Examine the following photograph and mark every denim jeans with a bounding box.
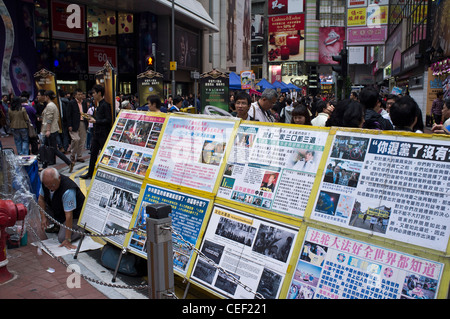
[11,128,29,155]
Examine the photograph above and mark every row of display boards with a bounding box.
[78,110,450,299]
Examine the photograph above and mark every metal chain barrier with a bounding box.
[37,204,145,238]
[1,152,151,292]
[22,197,149,291]
[26,196,261,298]
[26,219,147,290]
[165,225,265,299]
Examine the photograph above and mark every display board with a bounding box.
[286,227,444,299]
[309,131,450,252]
[99,110,166,178]
[147,115,240,193]
[217,123,329,218]
[189,204,299,299]
[125,182,213,276]
[78,168,141,247]
[76,111,450,299]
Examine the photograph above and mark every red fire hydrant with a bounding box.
[0,199,27,284]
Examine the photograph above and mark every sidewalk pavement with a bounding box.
[0,134,212,300]
[0,134,141,299]
[0,238,109,299]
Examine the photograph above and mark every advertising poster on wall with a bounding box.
[190,205,298,299]
[79,169,141,247]
[98,111,166,178]
[286,227,444,299]
[148,116,238,193]
[175,26,199,70]
[366,5,388,26]
[310,132,450,252]
[51,1,85,41]
[88,44,117,74]
[268,0,305,15]
[126,184,211,275]
[217,124,329,218]
[347,7,367,26]
[268,14,305,62]
[318,27,346,65]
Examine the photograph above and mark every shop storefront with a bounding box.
[1,0,217,101]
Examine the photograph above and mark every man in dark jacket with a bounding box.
[66,88,88,166]
[80,85,112,179]
[359,87,393,130]
[38,167,85,249]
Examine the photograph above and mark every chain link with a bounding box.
[37,204,145,238]
[166,225,265,299]
[29,198,262,298]
[26,219,148,290]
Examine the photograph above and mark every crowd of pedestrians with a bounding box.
[0,88,205,173]
[228,87,450,135]
[1,85,448,179]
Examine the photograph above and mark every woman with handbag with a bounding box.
[8,97,30,155]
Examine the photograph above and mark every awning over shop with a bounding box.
[154,0,219,33]
[75,0,219,33]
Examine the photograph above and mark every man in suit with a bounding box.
[80,85,112,179]
[67,88,88,168]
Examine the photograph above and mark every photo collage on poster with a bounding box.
[311,132,450,252]
[218,124,329,218]
[148,116,238,193]
[99,111,165,177]
[79,169,142,246]
[126,184,211,276]
[191,205,298,299]
[287,228,443,299]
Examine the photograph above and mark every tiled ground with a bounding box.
[0,239,107,299]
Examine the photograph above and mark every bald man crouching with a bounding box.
[38,167,85,249]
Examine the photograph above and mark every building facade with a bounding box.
[0,0,218,100]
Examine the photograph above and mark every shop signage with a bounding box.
[402,44,420,73]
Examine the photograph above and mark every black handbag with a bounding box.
[38,141,56,165]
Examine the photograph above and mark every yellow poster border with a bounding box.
[279,222,450,299]
[183,201,303,299]
[217,120,331,221]
[122,177,216,279]
[77,110,167,246]
[77,166,145,250]
[303,127,450,257]
[76,110,450,299]
[96,110,168,181]
[144,112,242,195]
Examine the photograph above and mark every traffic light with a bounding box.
[146,54,155,71]
[155,51,167,74]
[332,49,348,78]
